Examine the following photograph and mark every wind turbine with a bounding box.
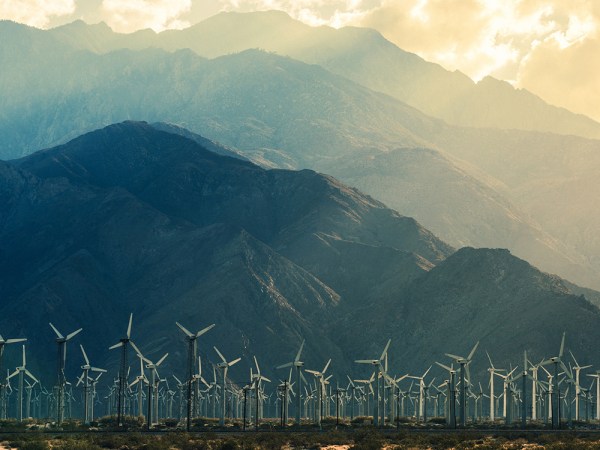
[587,371,600,421]
[8,345,38,421]
[355,339,391,426]
[109,313,142,426]
[305,359,332,428]
[486,351,505,422]
[78,344,106,424]
[408,366,432,422]
[435,361,457,428]
[540,332,569,428]
[569,350,591,421]
[213,346,240,426]
[445,341,479,427]
[276,339,306,426]
[176,321,215,431]
[252,355,271,430]
[49,322,82,424]
[135,348,168,429]
[0,333,26,420]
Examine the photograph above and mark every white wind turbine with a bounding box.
[445,341,479,427]
[569,350,592,421]
[587,370,600,421]
[486,351,505,422]
[8,345,38,421]
[78,344,106,424]
[139,351,168,428]
[355,339,391,427]
[128,353,148,418]
[213,346,240,426]
[49,322,82,424]
[176,321,215,431]
[435,361,457,428]
[540,332,570,428]
[276,339,306,426]
[251,356,271,429]
[109,313,142,426]
[0,333,26,416]
[305,359,332,428]
[408,366,432,422]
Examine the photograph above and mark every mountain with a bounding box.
[2,121,450,378]
[47,12,600,140]
[2,21,600,290]
[2,122,600,384]
[346,247,600,380]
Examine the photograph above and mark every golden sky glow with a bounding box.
[1,0,599,122]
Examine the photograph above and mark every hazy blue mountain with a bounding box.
[2,122,450,378]
[2,122,599,384]
[47,12,600,140]
[2,21,600,289]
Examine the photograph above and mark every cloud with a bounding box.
[0,0,76,28]
[518,32,600,122]
[100,0,192,32]
[218,0,381,28]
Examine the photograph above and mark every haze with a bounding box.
[1,0,599,122]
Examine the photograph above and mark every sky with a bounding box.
[1,0,599,122]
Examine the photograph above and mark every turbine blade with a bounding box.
[435,361,453,372]
[277,362,293,369]
[6,338,26,344]
[322,359,331,374]
[569,350,580,368]
[109,342,123,350]
[66,328,82,340]
[91,367,107,373]
[229,357,241,367]
[80,344,90,365]
[486,350,495,370]
[295,339,305,362]
[49,323,64,339]
[196,323,215,338]
[559,332,566,358]
[214,346,226,363]
[156,353,169,366]
[422,365,432,379]
[127,313,133,339]
[25,369,38,384]
[176,322,194,338]
[468,341,480,361]
[380,339,392,361]
[445,353,463,361]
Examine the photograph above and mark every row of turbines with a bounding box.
[1,315,599,431]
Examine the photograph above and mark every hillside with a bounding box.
[2,123,600,383]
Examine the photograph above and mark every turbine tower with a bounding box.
[175,321,215,431]
[49,322,82,424]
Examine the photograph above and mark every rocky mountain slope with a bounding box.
[2,122,600,384]
[46,12,600,140]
